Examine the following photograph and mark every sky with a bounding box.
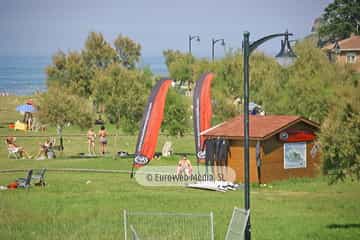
[0,0,333,59]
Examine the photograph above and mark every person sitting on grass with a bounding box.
[46,138,56,159]
[35,138,51,160]
[6,136,32,159]
[176,155,193,176]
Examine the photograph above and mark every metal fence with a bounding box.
[123,210,214,240]
[1,134,195,159]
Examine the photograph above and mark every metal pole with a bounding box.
[189,35,192,54]
[124,210,128,240]
[243,31,251,240]
[240,30,294,240]
[212,39,215,61]
[210,211,214,240]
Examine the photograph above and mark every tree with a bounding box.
[163,50,196,89]
[114,35,141,69]
[46,32,118,98]
[46,51,93,97]
[320,85,360,183]
[190,54,240,123]
[65,51,94,97]
[46,51,67,86]
[162,89,190,136]
[36,84,94,150]
[45,31,157,136]
[163,49,183,67]
[211,90,238,124]
[82,32,118,69]
[318,0,360,41]
[266,39,356,123]
[91,64,151,134]
[213,51,243,97]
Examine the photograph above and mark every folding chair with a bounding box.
[225,207,250,240]
[32,168,47,187]
[7,147,20,159]
[16,169,33,189]
[130,225,140,240]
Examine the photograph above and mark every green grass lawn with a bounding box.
[1,96,360,239]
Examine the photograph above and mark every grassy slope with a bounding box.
[1,96,360,240]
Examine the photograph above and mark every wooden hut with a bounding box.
[201,115,320,183]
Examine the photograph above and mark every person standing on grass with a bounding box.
[87,128,96,156]
[98,125,107,155]
[27,115,33,131]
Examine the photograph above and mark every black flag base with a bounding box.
[130,155,150,178]
[197,150,206,159]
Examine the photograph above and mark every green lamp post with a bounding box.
[189,35,200,54]
[212,38,225,61]
[242,30,297,240]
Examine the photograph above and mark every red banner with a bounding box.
[193,73,214,160]
[133,78,173,167]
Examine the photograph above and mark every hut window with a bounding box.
[284,142,307,169]
[346,53,356,64]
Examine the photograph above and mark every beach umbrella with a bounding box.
[16,104,36,113]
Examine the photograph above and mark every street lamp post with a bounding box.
[211,38,225,61]
[189,35,200,54]
[242,30,296,240]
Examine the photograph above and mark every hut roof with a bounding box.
[322,35,360,51]
[201,115,319,140]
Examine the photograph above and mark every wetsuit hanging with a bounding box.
[256,141,261,184]
[218,139,230,166]
[203,139,210,173]
[215,138,222,166]
[204,138,216,174]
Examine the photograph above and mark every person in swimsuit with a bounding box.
[87,128,96,156]
[98,126,107,155]
[176,155,193,176]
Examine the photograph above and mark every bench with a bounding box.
[16,169,33,189]
[31,168,47,187]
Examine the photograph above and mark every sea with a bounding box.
[0,56,168,96]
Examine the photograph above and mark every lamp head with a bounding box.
[190,35,200,42]
[275,31,297,67]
